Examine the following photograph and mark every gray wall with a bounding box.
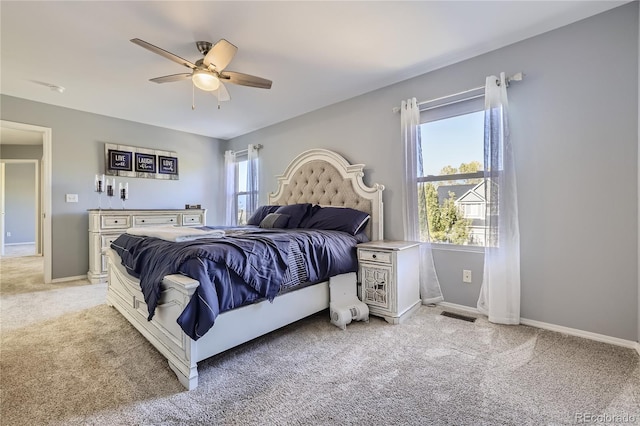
[1,144,44,250]
[228,4,639,341]
[0,97,224,279]
[4,162,36,244]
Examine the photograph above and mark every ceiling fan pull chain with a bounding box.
[192,83,196,110]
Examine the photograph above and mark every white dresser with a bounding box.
[357,240,421,324]
[87,208,207,284]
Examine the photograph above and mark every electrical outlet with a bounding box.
[65,194,79,203]
[6,231,11,237]
[463,269,472,283]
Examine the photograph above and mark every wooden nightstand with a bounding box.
[356,240,421,324]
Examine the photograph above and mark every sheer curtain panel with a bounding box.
[246,144,259,218]
[224,150,237,226]
[400,98,444,304]
[476,72,521,324]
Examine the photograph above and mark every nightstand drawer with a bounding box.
[134,215,178,226]
[358,249,392,264]
[101,215,130,229]
[182,214,203,226]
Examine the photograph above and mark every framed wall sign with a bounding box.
[158,156,178,175]
[107,149,133,172]
[105,143,178,180]
[135,152,157,173]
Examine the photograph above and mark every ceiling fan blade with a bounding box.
[203,39,237,72]
[214,82,231,102]
[149,73,192,84]
[219,71,272,89]
[131,38,197,70]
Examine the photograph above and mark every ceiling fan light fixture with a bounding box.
[192,69,220,91]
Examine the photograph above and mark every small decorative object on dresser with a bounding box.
[357,240,421,324]
[87,208,206,284]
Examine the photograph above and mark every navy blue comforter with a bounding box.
[111,228,361,340]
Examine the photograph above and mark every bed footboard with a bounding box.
[105,247,331,390]
[105,248,200,390]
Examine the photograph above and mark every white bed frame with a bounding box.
[105,148,384,390]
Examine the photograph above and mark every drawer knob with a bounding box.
[141,220,145,223]
[114,220,118,223]
[372,254,377,259]
[170,219,174,222]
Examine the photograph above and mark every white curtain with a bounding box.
[400,98,444,304]
[476,72,521,324]
[224,150,237,226]
[246,144,259,218]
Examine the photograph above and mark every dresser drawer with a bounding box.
[101,215,130,229]
[134,215,178,226]
[101,234,121,249]
[182,214,203,226]
[358,249,392,264]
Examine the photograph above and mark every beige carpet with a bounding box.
[0,254,89,296]
[1,291,639,425]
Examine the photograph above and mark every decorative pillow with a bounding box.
[246,205,280,226]
[304,206,370,235]
[274,203,313,229]
[259,213,291,229]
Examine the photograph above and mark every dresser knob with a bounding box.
[372,254,377,259]
[141,220,145,223]
[170,219,174,222]
[114,220,118,223]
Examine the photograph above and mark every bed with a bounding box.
[105,148,384,390]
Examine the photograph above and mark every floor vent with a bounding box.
[440,311,477,323]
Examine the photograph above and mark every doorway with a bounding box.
[0,160,39,257]
[0,121,52,283]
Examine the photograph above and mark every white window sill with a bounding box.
[430,243,485,254]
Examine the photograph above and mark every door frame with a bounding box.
[0,120,52,283]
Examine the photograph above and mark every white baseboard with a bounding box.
[4,242,36,246]
[437,302,639,352]
[50,274,87,284]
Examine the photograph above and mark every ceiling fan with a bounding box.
[130,38,272,104]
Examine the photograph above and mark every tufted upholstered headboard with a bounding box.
[268,149,384,241]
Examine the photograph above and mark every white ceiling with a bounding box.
[0,1,627,141]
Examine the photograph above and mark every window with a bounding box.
[418,97,486,246]
[225,145,259,226]
[234,155,250,225]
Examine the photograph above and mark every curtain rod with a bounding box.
[392,72,524,113]
[230,144,263,156]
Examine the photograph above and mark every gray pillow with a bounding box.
[259,213,291,229]
[247,205,280,226]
